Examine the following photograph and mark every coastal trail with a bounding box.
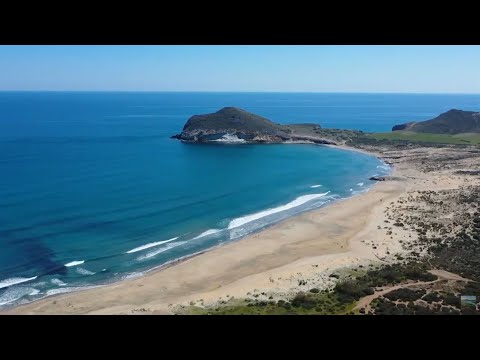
[353,269,471,312]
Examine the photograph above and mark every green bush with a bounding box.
[422,292,441,303]
[440,293,459,307]
[384,288,426,302]
[291,292,317,308]
[335,280,372,303]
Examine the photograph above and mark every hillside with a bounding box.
[172,107,336,144]
[181,107,287,135]
[392,109,480,134]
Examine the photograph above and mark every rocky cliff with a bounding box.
[172,107,336,145]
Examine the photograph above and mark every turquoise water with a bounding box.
[1,92,479,307]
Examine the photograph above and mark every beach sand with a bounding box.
[4,145,479,315]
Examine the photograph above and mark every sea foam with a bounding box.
[126,237,179,254]
[212,134,246,143]
[136,241,187,261]
[357,182,364,187]
[51,278,67,286]
[228,192,330,230]
[65,260,84,267]
[121,272,144,280]
[45,285,101,297]
[76,267,96,276]
[0,276,37,289]
[0,286,36,306]
[192,229,222,240]
[310,184,322,188]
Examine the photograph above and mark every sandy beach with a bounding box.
[4,144,480,315]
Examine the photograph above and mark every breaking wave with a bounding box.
[192,229,222,240]
[65,260,84,267]
[126,237,179,254]
[228,192,330,230]
[0,276,37,290]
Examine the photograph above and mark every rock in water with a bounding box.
[369,176,404,182]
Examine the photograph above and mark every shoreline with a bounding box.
[0,143,388,312]
[0,183,387,312]
[2,143,406,315]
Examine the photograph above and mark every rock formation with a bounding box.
[172,107,336,145]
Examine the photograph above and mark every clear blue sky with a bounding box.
[0,45,479,93]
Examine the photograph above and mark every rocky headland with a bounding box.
[171,107,336,145]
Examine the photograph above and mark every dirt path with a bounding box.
[354,269,470,312]
[428,269,471,282]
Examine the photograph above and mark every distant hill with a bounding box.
[392,109,480,134]
[172,107,336,144]
[180,107,290,138]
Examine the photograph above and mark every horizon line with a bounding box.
[0,90,479,95]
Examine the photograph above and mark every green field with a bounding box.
[368,131,480,145]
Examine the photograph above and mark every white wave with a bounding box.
[310,184,322,188]
[121,272,144,280]
[192,229,222,240]
[65,260,84,267]
[51,278,67,286]
[377,164,390,171]
[0,276,37,289]
[126,237,179,254]
[45,288,73,296]
[228,192,330,230]
[349,189,353,191]
[76,267,95,276]
[357,182,364,187]
[0,286,35,306]
[351,188,369,196]
[212,134,246,143]
[29,289,40,296]
[45,285,101,297]
[136,241,187,261]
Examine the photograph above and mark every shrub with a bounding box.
[363,287,375,295]
[422,292,441,303]
[384,288,426,302]
[335,280,372,303]
[441,306,451,314]
[441,293,460,307]
[291,292,317,309]
[403,266,437,282]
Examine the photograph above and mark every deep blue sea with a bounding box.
[1,92,479,308]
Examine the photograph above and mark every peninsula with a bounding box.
[171,107,336,144]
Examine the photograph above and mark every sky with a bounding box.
[0,45,479,93]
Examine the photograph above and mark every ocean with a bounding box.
[1,92,479,308]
